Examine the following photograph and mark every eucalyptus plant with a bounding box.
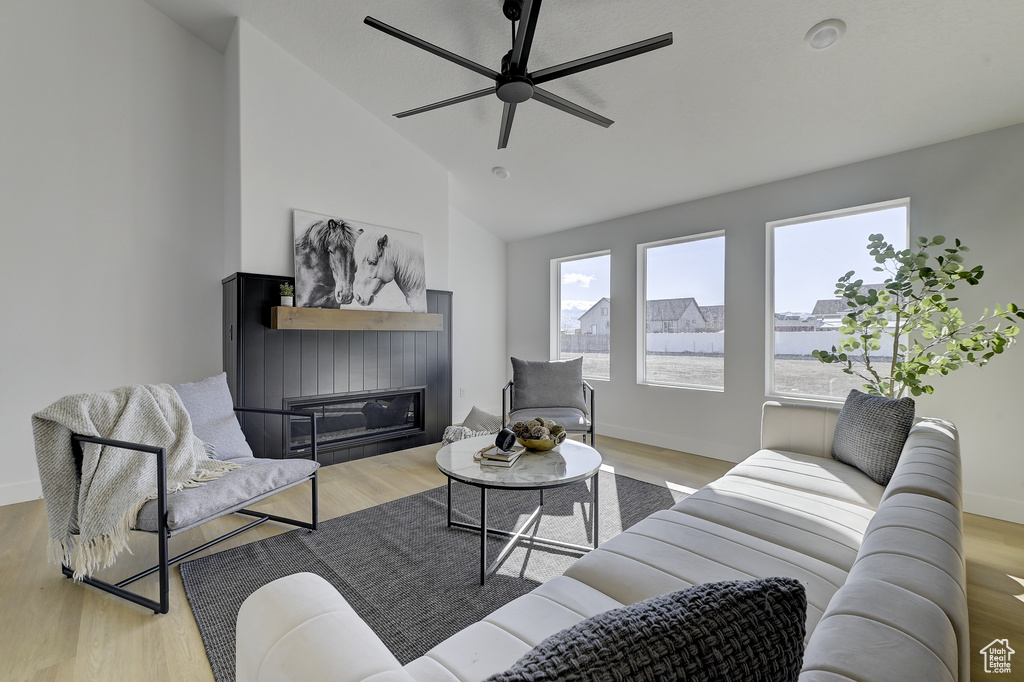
[812,234,1024,398]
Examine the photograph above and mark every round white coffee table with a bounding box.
[435,435,603,584]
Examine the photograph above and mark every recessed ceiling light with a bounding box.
[492,166,510,179]
[806,19,845,49]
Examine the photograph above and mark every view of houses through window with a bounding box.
[769,199,909,398]
[639,232,725,389]
[556,252,611,379]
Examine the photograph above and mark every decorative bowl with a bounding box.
[517,437,558,451]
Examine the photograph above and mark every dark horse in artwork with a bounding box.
[294,219,359,307]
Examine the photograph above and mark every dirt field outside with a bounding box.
[563,353,865,398]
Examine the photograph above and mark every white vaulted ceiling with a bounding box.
[144,0,1024,240]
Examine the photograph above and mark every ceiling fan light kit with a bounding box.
[365,0,673,149]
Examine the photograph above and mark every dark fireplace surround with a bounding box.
[222,273,452,466]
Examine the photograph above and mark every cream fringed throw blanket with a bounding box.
[32,384,240,579]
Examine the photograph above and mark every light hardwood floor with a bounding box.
[2,437,1021,681]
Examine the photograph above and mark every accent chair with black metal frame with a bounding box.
[52,373,319,614]
[502,356,595,445]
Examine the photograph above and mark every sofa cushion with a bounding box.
[799,578,958,682]
[831,389,915,485]
[484,577,807,682]
[510,357,588,414]
[135,456,318,534]
[172,372,253,462]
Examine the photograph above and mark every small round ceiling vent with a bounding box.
[806,19,846,49]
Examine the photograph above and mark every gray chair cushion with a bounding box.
[508,408,590,433]
[832,389,915,485]
[135,457,318,534]
[462,405,503,433]
[172,372,253,462]
[510,357,588,414]
[484,577,807,682]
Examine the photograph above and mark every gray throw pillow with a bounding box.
[172,373,253,462]
[831,389,915,485]
[462,406,503,433]
[510,357,588,414]
[485,577,807,682]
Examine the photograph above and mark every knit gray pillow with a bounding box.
[172,373,253,462]
[831,389,915,485]
[462,406,503,434]
[511,357,588,414]
[485,577,807,682]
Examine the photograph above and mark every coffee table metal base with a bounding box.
[445,472,599,585]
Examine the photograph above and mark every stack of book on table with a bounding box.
[474,444,526,467]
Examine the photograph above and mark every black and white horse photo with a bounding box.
[293,210,427,313]
[293,212,359,308]
[352,227,427,313]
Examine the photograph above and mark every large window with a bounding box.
[768,199,909,399]
[553,252,610,380]
[638,232,725,389]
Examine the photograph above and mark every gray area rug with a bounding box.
[181,472,684,682]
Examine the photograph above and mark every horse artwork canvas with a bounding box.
[293,210,427,313]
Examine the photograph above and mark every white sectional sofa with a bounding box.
[235,401,967,682]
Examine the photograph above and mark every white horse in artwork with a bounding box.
[351,228,427,312]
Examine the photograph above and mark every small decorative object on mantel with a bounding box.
[510,418,567,451]
[279,282,294,307]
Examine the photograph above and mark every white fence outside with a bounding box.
[641,331,893,358]
[774,331,893,358]
[645,332,725,355]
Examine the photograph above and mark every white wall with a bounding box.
[449,208,507,419]
[0,0,225,505]
[231,21,450,290]
[508,123,1024,523]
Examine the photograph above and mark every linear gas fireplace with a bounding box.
[284,387,426,456]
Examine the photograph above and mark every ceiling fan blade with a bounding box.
[365,16,500,80]
[498,102,517,149]
[531,33,673,85]
[394,88,495,118]
[509,0,542,74]
[532,87,613,127]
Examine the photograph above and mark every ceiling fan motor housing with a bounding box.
[502,0,524,22]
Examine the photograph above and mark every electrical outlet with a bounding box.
[459,387,466,397]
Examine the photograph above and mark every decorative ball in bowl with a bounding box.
[510,418,567,451]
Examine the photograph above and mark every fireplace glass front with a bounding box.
[284,386,426,455]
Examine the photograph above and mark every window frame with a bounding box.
[765,197,910,401]
[636,230,726,391]
[550,250,612,380]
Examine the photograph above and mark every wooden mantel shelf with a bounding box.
[270,306,444,332]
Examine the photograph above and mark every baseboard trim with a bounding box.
[0,479,42,508]
[964,490,1024,524]
[597,423,748,464]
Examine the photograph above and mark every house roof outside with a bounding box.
[647,298,697,322]
[579,297,610,319]
[699,304,725,329]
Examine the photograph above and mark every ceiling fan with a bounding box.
[364,0,673,149]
